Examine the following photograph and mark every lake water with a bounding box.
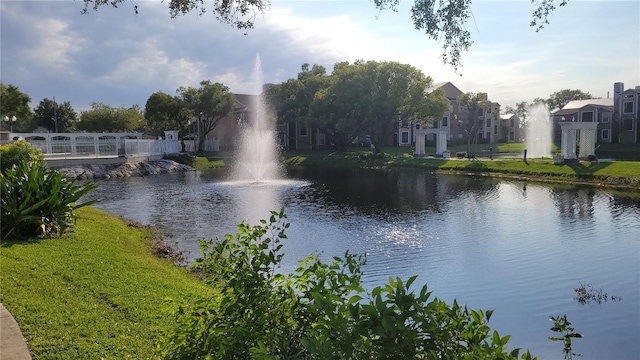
[84,167,640,359]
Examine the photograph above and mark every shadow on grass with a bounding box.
[566,161,612,176]
[0,238,42,248]
[462,161,489,170]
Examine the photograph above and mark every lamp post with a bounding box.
[3,115,17,132]
[51,117,58,133]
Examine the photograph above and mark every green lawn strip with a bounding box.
[0,207,215,359]
[282,151,640,186]
[164,154,225,170]
[191,157,225,170]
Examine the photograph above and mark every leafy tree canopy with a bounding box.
[176,80,236,151]
[144,91,191,138]
[545,89,592,111]
[0,82,32,132]
[33,98,78,133]
[82,0,570,72]
[313,60,448,151]
[77,102,144,132]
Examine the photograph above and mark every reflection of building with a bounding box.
[551,188,595,220]
[551,83,640,144]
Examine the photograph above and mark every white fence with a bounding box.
[8,131,182,158]
[183,139,219,152]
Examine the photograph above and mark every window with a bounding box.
[442,117,448,127]
[487,119,492,128]
[299,126,308,137]
[601,129,610,140]
[623,101,634,114]
[509,132,515,141]
[623,118,634,131]
[602,112,610,123]
[318,133,326,146]
[401,131,409,144]
[510,118,515,127]
[581,111,594,122]
[494,125,498,135]
[485,132,490,139]
[458,133,463,139]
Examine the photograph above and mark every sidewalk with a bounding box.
[0,304,31,360]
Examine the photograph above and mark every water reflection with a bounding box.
[551,187,596,220]
[83,168,640,360]
[287,167,501,216]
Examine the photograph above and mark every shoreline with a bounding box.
[57,159,194,179]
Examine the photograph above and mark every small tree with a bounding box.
[159,209,537,359]
[0,82,33,132]
[33,98,78,132]
[177,81,235,152]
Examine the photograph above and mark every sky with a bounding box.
[1,0,639,113]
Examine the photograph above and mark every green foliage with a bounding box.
[32,97,78,132]
[0,207,215,358]
[546,89,592,111]
[177,80,236,152]
[0,82,32,132]
[159,209,536,359]
[77,102,144,132]
[549,315,582,360]
[0,159,99,239]
[0,140,44,174]
[145,91,192,138]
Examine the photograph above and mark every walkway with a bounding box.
[0,304,31,359]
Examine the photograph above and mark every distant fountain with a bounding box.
[231,54,282,183]
[526,103,553,158]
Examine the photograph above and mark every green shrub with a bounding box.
[159,210,536,359]
[0,159,99,239]
[0,140,44,173]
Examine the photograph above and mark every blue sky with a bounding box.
[1,0,638,112]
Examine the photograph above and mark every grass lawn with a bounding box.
[0,207,215,359]
[282,149,640,188]
[164,153,225,170]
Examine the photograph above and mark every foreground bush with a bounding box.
[0,159,99,239]
[0,140,44,173]
[159,209,535,359]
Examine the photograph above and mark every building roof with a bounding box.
[501,113,517,120]
[562,98,613,110]
[552,98,614,116]
[233,94,257,113]
[426,81,464,100]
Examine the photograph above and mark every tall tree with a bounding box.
[177,80,235,152]
[504,101,530,140]
[546,89,592,111]
[33,98,78,133]
[457,92,491,155]
[82,0,569,72]
[268,63,330,148]
[0,82,32,132]
[145,92,191,137]
[309,60,448,152]
[77,102,144,132]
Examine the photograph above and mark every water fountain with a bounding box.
[526,103,552,158]
[231,54,282,184]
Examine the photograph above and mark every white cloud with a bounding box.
[96,40,207,92]
[26,18,85,71]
